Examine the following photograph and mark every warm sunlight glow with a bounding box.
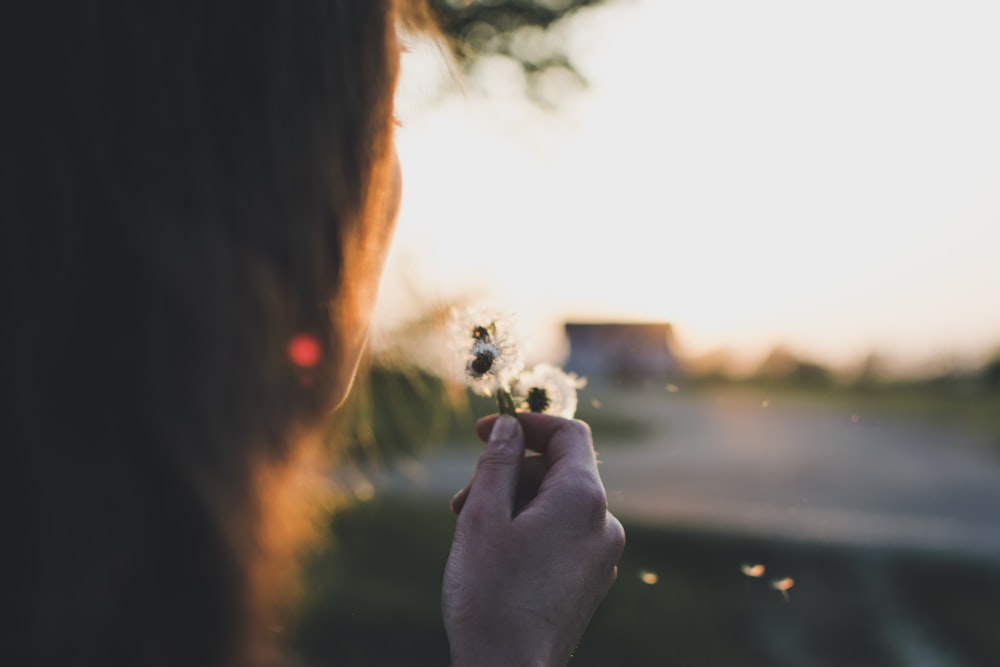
[381,0,1000,372]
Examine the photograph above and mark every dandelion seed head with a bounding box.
[468,340,498,377]
[526,387,551,413]
[741,563,766,578]
[448,305,516,351]
[512,363,586,418]
[448,306,524,396]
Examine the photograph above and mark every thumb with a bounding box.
[463,414,525,523]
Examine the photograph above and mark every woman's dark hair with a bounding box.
[2,2,398,665]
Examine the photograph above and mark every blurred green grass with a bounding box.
[686,379,1000,451]
[303,348,1000,664]
[291,496,1000,667]
[337,363,1000,466]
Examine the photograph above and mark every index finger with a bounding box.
[476,412,599,475]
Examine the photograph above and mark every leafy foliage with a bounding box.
[402,0,613,102]
[428,0,603,68]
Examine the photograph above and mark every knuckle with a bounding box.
[605,515,626,558]
[561,418,593,442]
[573,479,609,521]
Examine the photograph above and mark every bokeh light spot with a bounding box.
[289,334,322,368]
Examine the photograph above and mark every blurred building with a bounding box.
[564,322,681,382]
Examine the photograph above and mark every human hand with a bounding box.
[442,413,625,667]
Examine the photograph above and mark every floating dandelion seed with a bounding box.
[638,570,659,585]
[666,383,679,393]
[761,399,769,408]
[591,399,601,409]
[741,563,766,578]
[512,363,586,419]
[771,577,795,601]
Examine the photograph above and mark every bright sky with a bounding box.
[375,0,1000,373]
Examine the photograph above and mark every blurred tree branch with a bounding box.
[403,0,613,103]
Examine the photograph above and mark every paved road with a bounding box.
[369,386,1000,557]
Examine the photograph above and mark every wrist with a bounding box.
[450,653,551,667]
[448,636,560,667]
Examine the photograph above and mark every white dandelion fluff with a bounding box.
[512,363,586,418]
[447,305,524,397]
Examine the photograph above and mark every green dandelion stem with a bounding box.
[497,388,517,416]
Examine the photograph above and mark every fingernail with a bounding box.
[490,414,518,442]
